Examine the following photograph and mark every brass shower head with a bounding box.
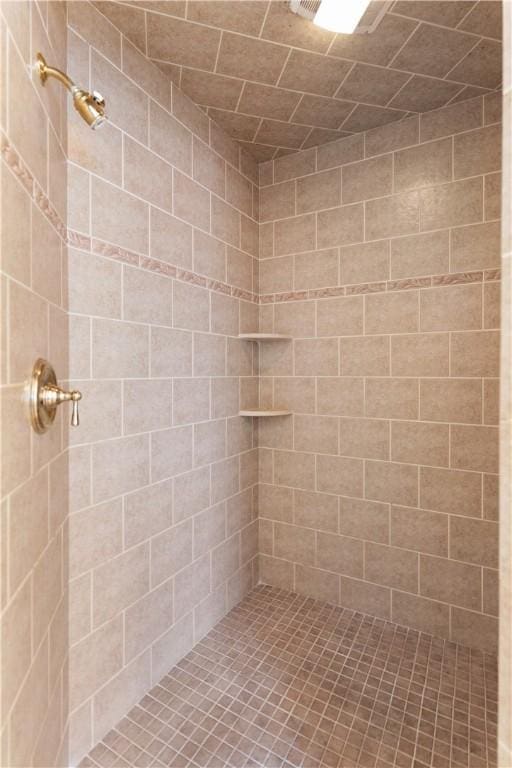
[36,52,107,130]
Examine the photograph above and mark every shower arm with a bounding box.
[36,53,75,92]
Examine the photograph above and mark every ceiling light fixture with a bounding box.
[289,0,391,35]
[313,0,372,33]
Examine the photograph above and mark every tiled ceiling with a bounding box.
[93,0,502,161]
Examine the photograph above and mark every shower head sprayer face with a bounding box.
[72,87,107,130]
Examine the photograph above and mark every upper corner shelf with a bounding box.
[239,410,292,417]
[238,333,292,341]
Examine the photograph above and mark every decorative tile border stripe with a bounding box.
[1,134,67,242]
[3,137,501,308]
[70,230,260,304]
[260,268,501,304]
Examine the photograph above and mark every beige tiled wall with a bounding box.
[257,92,501,655]
[499,2,511,765]
[65,3,259,762]
[1,1,69,766]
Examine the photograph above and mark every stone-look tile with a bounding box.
[91,177,148,254]
[150,208,193,268]
[173,170,210,231]
[454,124,501,179]
[259,256,293,294]
[317,134,363,172]
[392,591,450,638]
[294,489,337,532]
[92,319,149,379]
[92,543,149,627]
[69,1,121,66]
[8,280,49,385]
[420,466,482,518]
[316,532,364,578]
[295,564,339,604]
[451,425,499,474]
[391,230,450,279]
[92,49,147,143]
[124,379,171,435]
[365,191,419,240]
[174,553,211,619]
[69,499,122,579]
[148,520,191,588]
[391,420,449,467]
[317,203,364,249]
[451,607,498,653]
[294,339,338,376]
[420,284,482,332]
[150,327,192,378]
[340,240,390,285]
[339,498,389,544]
[420,555,482,611]
[92,435,150,504]
[339,417,390,460]
[173,281,209,332]
[2,163,31,284]
[274,522,315,567]
[123,266,173,327]
[259,484,293,523]
[275,213,316,255]
[149,100,192,175]
[365,542,418,593]
[317,377,364,417]
[484,281,501,330]
[124,481,172,549]
[69,616,123,712]
[317,295,364,337]
[217,32,288,85]
[366,378,418,420]
[391,506,448,557]
[365,461,418,506]
[274,450,315,491]
[391,76,463,114]
[485,171,501,220]
[260,180,295,222]
[451,221,501,272]
[238,82,301,122]
[124,583,173,662]
[392,23,476,79]
[451,330,500,376]
[419,177,483,231]
[316,454,364,498]
[294,248,339,290]
[124,137,174,211]
[420,96,483,142]
[296,169,341,214]
[211,197,241,248]
[420,378,482,424]
[395,138,452,192]
[279,49,351,97]
[450,517,498,568]
[340,335,389,376]
[365,115,419,157]
[342,154,392,204]
[67,249,122,318]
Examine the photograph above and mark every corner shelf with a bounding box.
[238,333,292,341]
[239,410,292,417]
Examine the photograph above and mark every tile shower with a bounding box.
[0,2,509,768]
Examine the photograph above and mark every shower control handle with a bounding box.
[28,358,82,433]
[40,385,82,426]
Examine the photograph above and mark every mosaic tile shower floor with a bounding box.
[81,586,497,768]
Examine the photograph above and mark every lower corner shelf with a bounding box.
[239,410,292,417]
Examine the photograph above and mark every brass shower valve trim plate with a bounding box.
[28,358,82,434]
